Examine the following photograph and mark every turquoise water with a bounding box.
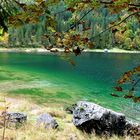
[0,52,140,120]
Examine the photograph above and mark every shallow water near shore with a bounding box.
[0,52,140,121]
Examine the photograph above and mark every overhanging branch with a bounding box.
[90,11,140,40]
[99,1,140,7]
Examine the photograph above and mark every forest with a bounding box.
[0,0,140,140]
[0,0,140,50]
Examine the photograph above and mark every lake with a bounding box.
[0,52,140,121]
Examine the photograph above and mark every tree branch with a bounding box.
[66,8,94,32]
[130,78,140,92]
[90,11,140,40]
[128,4,140,7]
[99,1,140,7]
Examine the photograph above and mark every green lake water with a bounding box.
[0,52,140,121]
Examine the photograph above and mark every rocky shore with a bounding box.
[0,47,140,54]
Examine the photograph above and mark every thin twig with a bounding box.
[2,97,6,140]
[66,8,94,32]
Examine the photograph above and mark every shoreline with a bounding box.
[0,47,140,54]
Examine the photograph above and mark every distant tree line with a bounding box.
[6,0,140,50]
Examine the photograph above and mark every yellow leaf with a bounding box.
[0,106,6,111]
[48,27,56,33]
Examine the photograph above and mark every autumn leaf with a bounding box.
[132,97,140,103]
[114,86,123,91]
[72,34,81,41]
[117,71,132,84]
[133,66,140,73]
[64,47,71,53]
[128,7,138,12]
[69,59,76,66]
[15,1,27,11]
[83,27,91,31]
[67,7,75,12]
[73,47,84,56]
[110,93,120,97]
[82,38,89,43]
[124,94,134,99]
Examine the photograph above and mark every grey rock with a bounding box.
[0,112,28,128]
[72,101,126,135]
[7,112,27,123]
[36,113,58,129]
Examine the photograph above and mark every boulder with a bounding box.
[72,101,126,136]
[7,112,27,123]
[0,112,27,128]
[36,113,58,129]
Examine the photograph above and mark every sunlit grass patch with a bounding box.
[0,121,132,140]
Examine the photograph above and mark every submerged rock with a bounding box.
[36,113,58,129]
[72,101,126,136]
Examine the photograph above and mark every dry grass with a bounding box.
[0,95,136,140]
[0,122,133,140]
